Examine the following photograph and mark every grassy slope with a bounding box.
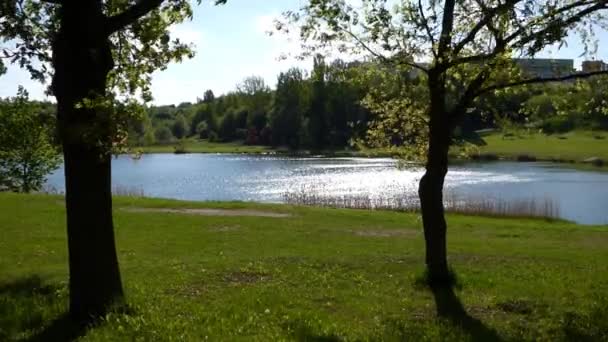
[140,139,390,157]
[473,130,608,162]
[141,139,276,154]
[1,193,607,341]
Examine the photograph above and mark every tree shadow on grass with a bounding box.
[429,284,503,342]
[0,276,89,342]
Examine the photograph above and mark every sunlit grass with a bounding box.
[467,130,608,163]
[1,193,607,341]
[139,138,276,154]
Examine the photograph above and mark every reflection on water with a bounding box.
[45,154,608,225]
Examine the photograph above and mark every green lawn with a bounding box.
[1,193,607,341]
[471,130,608,163]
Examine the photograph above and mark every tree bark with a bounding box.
[52,0,124,320]
[419,70,451,283]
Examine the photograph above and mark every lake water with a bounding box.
[45,154,608,225]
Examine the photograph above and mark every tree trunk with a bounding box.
[52,0,124,321]
[419,70,451,283]
[62,141,123,320]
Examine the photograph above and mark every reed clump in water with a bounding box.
[283,188,560,220]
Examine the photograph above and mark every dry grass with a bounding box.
[41,185,145,197]
[283,188,560,220]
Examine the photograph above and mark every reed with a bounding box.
[283,187,560,219]
[41,184,145,198]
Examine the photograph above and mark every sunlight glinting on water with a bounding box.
[45,155,608,224]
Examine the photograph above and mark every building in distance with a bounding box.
[582,60,608,73]
[513,58,574,78]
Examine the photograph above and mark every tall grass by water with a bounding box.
[41,185,145,197]
[283,187,560,220]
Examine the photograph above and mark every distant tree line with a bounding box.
[129,57,373,150]
[129,58,608,151]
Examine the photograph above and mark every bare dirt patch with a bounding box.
[208,225,241,232]
[223,271,270,285]
[122,207,291,218]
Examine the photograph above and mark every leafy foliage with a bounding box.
[0,87,61,192]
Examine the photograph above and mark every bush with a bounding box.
[208,131,219,142]
[143,130,156,146]
[218,113,237,141]
[173,140,188,154]
[235,128,248,140]
[155,126,173,144]
[196,121,209,139]
[541,116,575,134]
[172,116,188,139]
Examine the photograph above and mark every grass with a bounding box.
[138,138,396,157]
[140,139,277,154]
[465,130,608,164]
[1,193,608,341]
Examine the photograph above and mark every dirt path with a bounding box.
[122,207,291,218]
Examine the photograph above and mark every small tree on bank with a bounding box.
[0,87,61,193]
[286,0,608,283]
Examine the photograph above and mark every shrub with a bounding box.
[208,131,219,142]
[172,115,188,139]
[173,139,188,154]
[155,126,173,144]
[218,113,236,141]
[196,121,209,139]
[235,128,248,140]
[541,116,574,134]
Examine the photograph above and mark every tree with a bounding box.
[237,76,273,130]
[218,112,237,141]
[0,87,61,193]
[196,121,209,139]
[287,0,608,284]
[172,115,188,139]
[203,89,215,103]
[271,68,309,149]
[308,55,329,150]
[1,0,228,319]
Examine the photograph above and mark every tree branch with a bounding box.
[452,0,521,56]
[105,0,165,35]
[338,26,428,73]
[476,70,608,97]
[449,0,606,69]
[450,67,492,122]
[437,0,456,62]
[417,0,437,59]
[507,1,608,51]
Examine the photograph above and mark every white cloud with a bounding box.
[169,25,205,46]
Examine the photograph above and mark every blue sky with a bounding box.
[1,0,606,105]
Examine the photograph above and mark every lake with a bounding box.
[45,154,608,225]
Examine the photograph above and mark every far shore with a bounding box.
[133,130,608,171]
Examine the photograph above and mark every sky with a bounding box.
[1,0,607,105]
